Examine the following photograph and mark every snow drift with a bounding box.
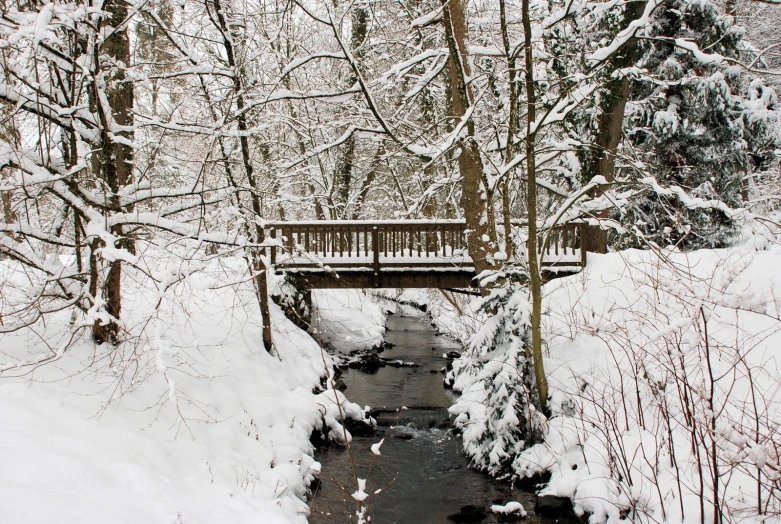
[0,251,372,523]
[449,230,781,523]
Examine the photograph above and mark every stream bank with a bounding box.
[308,303,553,524]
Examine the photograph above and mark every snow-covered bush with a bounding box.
[448,268,547,477]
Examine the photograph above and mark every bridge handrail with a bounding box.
[264,220,586,270]
[265,219,468,227]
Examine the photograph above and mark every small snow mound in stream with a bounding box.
[370,439,385,455]
[491,501,527,517]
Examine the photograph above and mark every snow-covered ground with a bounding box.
[309,289,387,352]
[449,228,781,523]
[4,228,780,523]
[0,253,376,523]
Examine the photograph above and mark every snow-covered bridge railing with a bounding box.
[265,220,586,289]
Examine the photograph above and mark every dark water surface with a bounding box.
[308,304,548,524]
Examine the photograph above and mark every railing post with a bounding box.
[270,227,276,266]
[372,227,380,288]
[579,224,587,267]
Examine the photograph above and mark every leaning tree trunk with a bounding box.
[92,0,134,344]
[441,0,497,282]
[581,0,646,254]
[213,0,273,352]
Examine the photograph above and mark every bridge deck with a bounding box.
[266,220,585,289]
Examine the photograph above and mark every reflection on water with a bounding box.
[308,305,548,523]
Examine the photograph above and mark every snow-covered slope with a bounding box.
[450,231,781,523]
[0,255,370,523]
[309,289,387,352]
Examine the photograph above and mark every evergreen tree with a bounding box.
[620,0,777,248]
[448,267,546,477]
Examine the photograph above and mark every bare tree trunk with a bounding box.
[1,191,13,233]
[522,0,548,412]
[352,143,384,220]
[500,0,517,261]
[441,0,497,280]
[582,1,646,254]
[333,6,368,219]
[92,0,134,344]
[335,138,354,218]
[212,0,273,352]
[0,105,18,239]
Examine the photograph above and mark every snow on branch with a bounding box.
[639,176,750,219]
[586,0,662,64]
[280,51,347,78]
[411,6,443,27]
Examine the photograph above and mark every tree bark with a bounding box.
[352,143,384,220]
[335,138,354,218]
[0,104,19,239]
[333,6,368,219]
[1,191,14,234]
[582,2,646,254]
[440,0,497,281]
[500,0,517,261]
[582,76,629,253]
[522,0,548,412]
[92,0,134,344]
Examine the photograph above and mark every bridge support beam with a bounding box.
[282,269,477,290]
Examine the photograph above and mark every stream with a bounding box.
[308,303,552,524]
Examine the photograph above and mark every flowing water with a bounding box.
[308,304,550,524]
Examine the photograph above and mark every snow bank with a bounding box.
[449,230,781,523]
[520,233,781,522]
[0,251,369,523]
[309,289,387,352]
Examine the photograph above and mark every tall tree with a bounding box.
[521,0,548,411]
[580,1,648,254]
[91,0,135,344]
[620,0,776,248]
[440,0,497,280]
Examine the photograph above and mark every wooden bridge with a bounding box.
[265,220,586,289]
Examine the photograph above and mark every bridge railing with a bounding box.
[265,220,586,271]
[536,222,588,269]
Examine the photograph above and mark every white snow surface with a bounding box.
[0,252,371,523]
[490,501,527,517]
[309,289,387,352]
[450,229,781,523]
